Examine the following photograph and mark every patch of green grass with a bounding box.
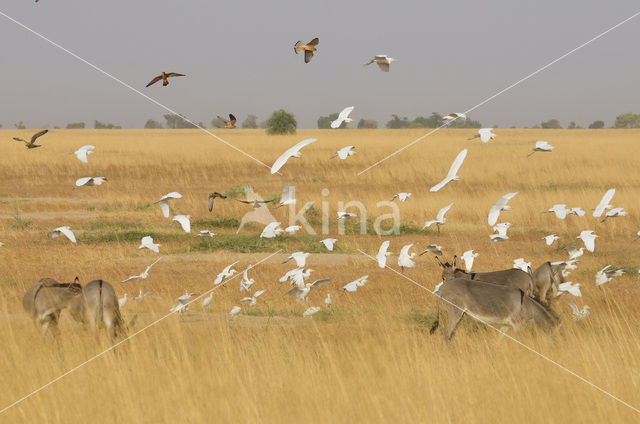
[83,231,184,244]
[192,217,240,229]
[222,184,247,198]
[10,205,33,230]
[189,234,335,253]
[84,220,143,231]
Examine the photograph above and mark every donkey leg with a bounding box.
[443,307,465,342]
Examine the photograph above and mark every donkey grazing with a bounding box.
[430,278,559,341]
[22,277,82,335]
[69,280,127,340]
[436,256,533,295]
[531,262,566,305]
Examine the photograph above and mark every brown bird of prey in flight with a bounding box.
[145,72,186,88]
[294,38,319,63]
[217,114,237,129]
[208,192,228,212]
[13,129,48,149]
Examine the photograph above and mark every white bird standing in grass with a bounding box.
[376,241,391,268]
[423,203,454,233]
[283,252,309,268]
[398,244,416,272]
[271,138,317,174]
[240,265,255,292]
[577,230,597,253]
[320,238,337,251]
[461,250,478,272]
[430,149,467,192]
[527,141,553,157]
[513,258,531,273]
[490,222,511,242]
[468,128,495,143]
[565,301,590,321]
[324,292,332,307]
[172,215,191,233]
[391,192,411,202]
[154,192,182,218]
[330,145,355,160]
[276,184,296,208]
[557,281,581,297]
[118,293,127,309]
[363,55,397,72]
[593,188,615,218]
[240,289,266,307]
[73,145,95,163]
[121,257,162,283]
[488,192,518,226]
[331,106,354,128]
[285,279,332,302]
[229,305,241,316]
[51,226,76,243]
[214,261,239,285]
[303,306,321,317]
[542,234,560,246]
[75,177,107,188]
[139,236,160,253]
[342,275,368,292]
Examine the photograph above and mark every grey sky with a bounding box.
[1,0,639,129]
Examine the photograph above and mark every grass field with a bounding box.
[1,128,640,422]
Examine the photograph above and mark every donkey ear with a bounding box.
[452,256,458,268]
[74,276,80,284]
[435,256,444,269]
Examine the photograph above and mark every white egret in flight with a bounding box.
[331,106,354,128]
[270,138,317,174]
[430,149,467,192]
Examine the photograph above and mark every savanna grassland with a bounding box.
[1,128,640,423]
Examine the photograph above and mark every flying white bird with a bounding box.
[552,259,580,277]
[570,207,586,217]
[342,275,368,292]
[545,204,570,219]
[423,203,454,233]
[51,226,76,243]
[490,222,511,242]
[419,244,443,257]
[73,145,95,163]
[285,225,301,234]
[430,149,467,192]
[513,258,531,273]
[593,188,615,218]
[461,250,478,272]
[601,207,626,222]
[363,55,397,72]
[433,282,444,294]
[390,192,411,202]
[527,141,553,157]
[201,292,213,308]
[577,230,597,253]
[557,281,581,297]
[214,261,239,285]
[565,301,590,321]
[270,138,317,174]
[154,192,182,218]
[172,214,191,233]
[468,128,495,143]
[284,279,332,302]
[240,264,255,292]
[566,246,584,261]
[303,306,321,317]
[279,268,313,288]
[240,289,266,307]
[595,265,625,286]
[75,177,107,188]
[376,241,391,268]
[121,257,162,283]
[440,113,467,124]
[398,244,416,272]
[320,238,337,251]
[276,184,296,208]
[331,106,355,128]
[337,211,357,220]
[118,293,127,309]
[331,145,355,160]
[324,292,332,307]
[542,234,560,246]
[229,305,242,316]
[138,236,160,253]
[260,222,283,240]
[488,192,518,226]
[194,230,215,237]
[283,252,309,268]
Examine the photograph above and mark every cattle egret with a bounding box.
[73,145,95,163]
[75,177,107,188]
[139,236,160,253]
[565,301,590,321]
[419,244,443,257]
[566,246,584,260]
[217,114,237,128]
[240,265,255,292]
[440,113,467,124]
[13,129,48,149]
[283,252,309,268]
[570,207,586,217]
[320,238,337,251]
[553,259,580,277]
[132,288,159,303]
[513,258,531,273]
[154,192,182,218]
[145,72,185,87]
[277,184,296,208]
[285,225,301,234]
[488,192,518,226]
[214,261,239,285]
[324,292,332,307]
[398,244,416,272]
[343,275,368,292]
[468,128,495,143]
[207,192,227,212]
[542,234,560,246]
[376,241,391,268]
[331,106,355,128]
[0,242,4,247]
[240,289,266,307]
[430,149,467,192]
[337,211,357,220]
[490,222,511,242]
[118,293,127,309]
[331,145,356,159]
[279,268,313,288]
[294,37,319,63]
[545,204,570,219]
[229,305,241,316]
[51,226,76,243]
[121,257,162,283]
[201,292,213,308]
[595,265,625,286]
[423,203,454,233]
[601,207,626,222]
[260,222,283,240]
[434,282,444,294]
[284,279,332,302]
[461,250,478,272]
[577,230,597,252]
[303,306,321,317]
[557,281,581,297]
[593,188,615,218]
[528,141,553,156]
[172,215,191,233]
[363,55,397,72]
[194,230,215,237]
[271,138,317,174]
[391,192,412,202]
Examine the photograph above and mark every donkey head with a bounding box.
[435,256,458,281]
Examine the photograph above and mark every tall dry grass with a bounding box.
[0,128,640,422]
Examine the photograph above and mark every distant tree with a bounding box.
[614,112,640,128]
[14,121,26,130]
[242,114,258,129]
[448,117,482,128]
[567,121,577,129]
[0,124,3,128]
[164,114,196,129]
[94,120,121,129]
[265,109,297,135]
[54,126,60,129]
[357,119,378,129]
[412,113,442,128]
[386,114,410,129]
[317,113,340,129]
[540,119,562,129]
[66,122,86,129]
[588,120,605,129]
[211,116,225,128]
[144,119,163,129]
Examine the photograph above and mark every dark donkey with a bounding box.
[69,280,127,340]
[22,277,82,335]
[435,256,533,295]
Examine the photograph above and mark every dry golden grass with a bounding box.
[1,128,640,422]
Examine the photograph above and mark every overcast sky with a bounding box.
[0,0,639,129]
